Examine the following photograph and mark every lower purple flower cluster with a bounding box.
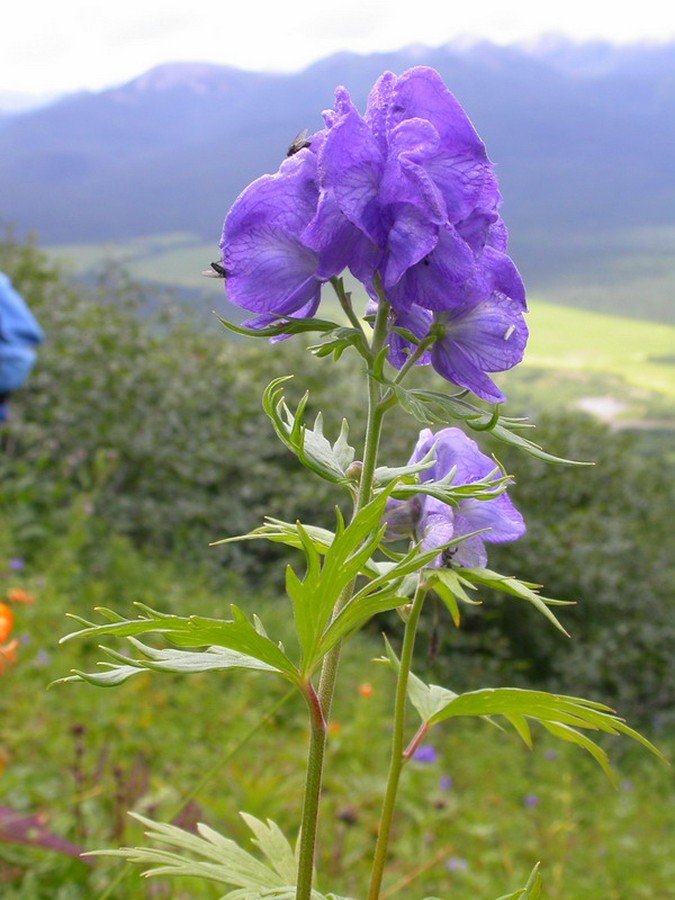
[219,67,528,403]
[384,428,525,567]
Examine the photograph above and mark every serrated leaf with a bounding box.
[316,534,481,656]
[54,637,284,688]
[239,814,296,885]
[386,466,513,508]
[308,325,370,362]
[211,519,382,579]
[216,313,342,340]
[88,812,352,900]
[372,446,438,486]
[288,495,392,671]
[460,568,571,636]
[90,812,290,890]
[390,386,591,466]
[424,687,666,781]
[58,605,300,684]
[262,377,355,483]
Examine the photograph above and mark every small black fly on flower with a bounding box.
[441,546,458,568]
[287,128,312,157]
[201,261,227,279]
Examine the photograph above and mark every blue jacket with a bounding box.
[0,272,45,421]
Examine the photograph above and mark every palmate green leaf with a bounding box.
[315,543,444,657]
[427,686,666,785]
[450,567,572,636]
[216,313,344,340]
[391,385,591,466]
[286,493,392,672]
[262,377,356,484]
[494,862,543,900]
[372,446,437,486]
[54,637,285,688]
[59,605,300,685]
[308,325,371,362]
[387,466,512,507]
[89,812,352,900]
[380,644,665,783]
[424,567,482,627]
[211,519,379,580]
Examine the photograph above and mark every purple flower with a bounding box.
[440,775,454,790]
[445,856,469,872]
[218,67,527,398]
[429,294,528,404]
[9,558,25,572]
[524,793,540,808]
[221,151,323,320]
[412,744,438,764]
[384,427,525,567]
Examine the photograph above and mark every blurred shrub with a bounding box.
[0,233,366,578]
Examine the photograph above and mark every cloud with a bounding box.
[3,0,675,94]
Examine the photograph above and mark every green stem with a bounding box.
[367,579,428,900]
[296,683,328,900]
[330,276,368,335]
[295,299,391,900]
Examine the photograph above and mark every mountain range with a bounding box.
[0,39,673,305]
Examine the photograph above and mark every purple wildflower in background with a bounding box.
[524,793,540,808]
[384,427,525,567]
[9,558,25,572]
[440,775,454,790]
[218,66,527,401]
[412,744,438,764]
[445,856,469,872]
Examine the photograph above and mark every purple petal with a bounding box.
[450,533,488,568]
[418,503,456,559]
[389,68,492,222]
[302,191,380,284]
[382,496,422,541]
[430,298,528,402]
[481,246,527,310]
[399,428,526,566]
[455,496,526,544]
[386,224,478,310]
[220,155,321,315]
[412,744,438,763]
[387,304,433,369]
[364,71,397,155]
[408,427,437,467]
[381,118,446,222]
[315,88,385,247]
[383,206,440,289]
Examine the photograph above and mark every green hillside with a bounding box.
[525,301,675,399]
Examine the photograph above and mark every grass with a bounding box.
[1,524,673,899]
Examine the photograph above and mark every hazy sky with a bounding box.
[4,0,675,96]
